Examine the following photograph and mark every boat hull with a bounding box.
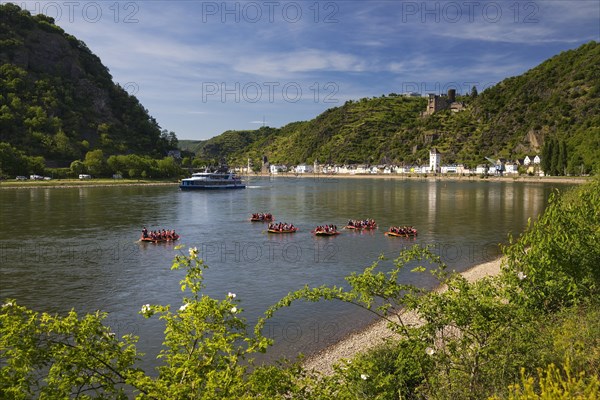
[179,171,246,190]
[344,225,377,230]
[180,185,245,190]
[384,231,417,237]
[267,229,297,234]
[139,237,180,243]
[314,231,340,236]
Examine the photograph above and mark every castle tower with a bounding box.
[429,148,441,173]
[261,155,269,174]
[447,89,456,103]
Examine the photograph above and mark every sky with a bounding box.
[10,0,600,140]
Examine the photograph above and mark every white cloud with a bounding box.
[233,49,369,77]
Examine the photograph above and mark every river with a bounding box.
[0,176,571,369]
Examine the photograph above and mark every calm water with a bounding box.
[0,177,571,368]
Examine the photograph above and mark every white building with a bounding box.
[293,164,313,174]
[269,165,287,174]
[505,163,519,174]
[429,148,441,173]
[476,165,490,175]
[441,165,458,174]
[355,165,370,174]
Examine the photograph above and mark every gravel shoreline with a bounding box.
[265,173,588,185]
[302,257,504,375]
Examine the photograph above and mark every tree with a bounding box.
[83,149,106,177]
[54,129,74,158]
[541,139,552,174]
[470,86,478,98]
[0,142,27,177]
[550,138,560,176]
[557,140,567,176]
[69,160,86,175]
[168,131,178,149]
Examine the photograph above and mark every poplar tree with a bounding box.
[557,140,567,175]
[541,139,552,174]
[550,139,560,176]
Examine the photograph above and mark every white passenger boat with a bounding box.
[179,170,246,190]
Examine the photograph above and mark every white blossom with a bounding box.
[179,303,189,311]
[360,374,369,380]
[517,271,527,280]
[141,304,151,313]
[227,292,236,299]
[2,302,14,308]
[231,306,238,313]
[426,347,435,356]
[189,247,198,257]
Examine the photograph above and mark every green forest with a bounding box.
[0,4,178,178]
[183,41,600,175]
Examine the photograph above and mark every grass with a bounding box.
[0,178,180,188]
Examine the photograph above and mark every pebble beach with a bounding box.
[302,257,504,375]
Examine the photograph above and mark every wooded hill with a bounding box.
[182,41,599,174]
[0,4,175,168]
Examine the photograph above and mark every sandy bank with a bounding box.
[302,257,504,375]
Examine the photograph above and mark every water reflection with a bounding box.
[0,179,574,365]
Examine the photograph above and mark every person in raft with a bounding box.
[143,228,179,240]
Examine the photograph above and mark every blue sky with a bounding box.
[12,0,600,140]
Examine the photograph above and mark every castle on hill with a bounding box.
[424,89,465,115]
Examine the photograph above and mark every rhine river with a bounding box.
[0,176,572,370]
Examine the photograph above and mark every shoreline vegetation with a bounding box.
[0,174,589,189]
[0,179,180,189]
[302,256,504,375]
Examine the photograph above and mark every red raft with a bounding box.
[313,230,340,236]
[267,228,298,234]
[250,212,274,222]
[344,225,377,230]
[344,219,377,230]
[139,227,180,243]
[267,222,297,233]
[384,226,417,237]
[139,235,180,243]
[312,224,340,236]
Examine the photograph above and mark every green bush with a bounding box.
[502,179,600,312]
[493,362,599,400]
